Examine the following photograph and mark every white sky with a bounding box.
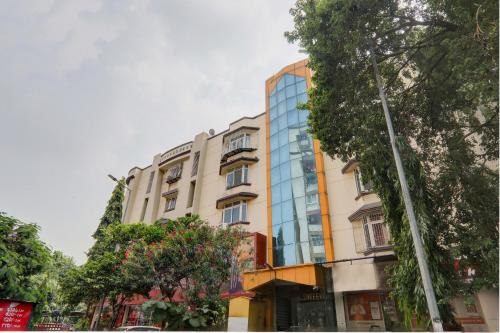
[0,1,304,264]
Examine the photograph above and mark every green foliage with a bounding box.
[0,213,80,324]
[73,317,90,331]
[142,298,228,330]
[93,177,125,239]
[34,250,80,323]
[0,212,51,303]
[287,0,498,327]
[61,222,165,329]
[122,215,242,330]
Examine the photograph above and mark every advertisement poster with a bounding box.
[221,233,265,298]
[0,300,34,331]
[346,293,382,321]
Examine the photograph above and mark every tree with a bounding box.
[62,223,165,330]
[123,215,244,330]
[286,0,498,327]
[93,177,125,239]
[0,212,51,304]
[35,250,81,323]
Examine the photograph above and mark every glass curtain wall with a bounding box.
[269,73,326,267]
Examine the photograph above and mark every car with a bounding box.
[115,326,161,331]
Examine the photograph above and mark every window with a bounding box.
[228,133,251,152]
[140,198,149,221]
[354,167,373,194]
[166,164,182,182]
[165,196,176,212]
[191,151,200,177]
[146,171,155,194]
[363,213,390,248]
[226,165,248,188]
[222,201,247,224]
[310,234,324,246]
[187,181,196,208]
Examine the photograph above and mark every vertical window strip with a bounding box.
[191,151,200,177]
[146,171,155,194]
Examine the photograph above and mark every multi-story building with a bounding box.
[119,59,498,332]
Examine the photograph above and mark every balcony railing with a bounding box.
[221,143,257,161]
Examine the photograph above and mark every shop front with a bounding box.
[243,263,336,331]
[343,291,401,331]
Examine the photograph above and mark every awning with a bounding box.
[219,157,259,175]
[161,188,178,197]
[347,202,382,222]
[216,192,258,209]
[243,263,325,291]
[341,159,358,174]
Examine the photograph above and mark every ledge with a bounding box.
[227,221,250,226]
[341,159,358,174]
[159,150,191,167]
[354,190,375,201]
[166,175,181,184]
[221,147,257,162]
[226,182,252,190]
[161,189,178,197]
[348,202,382,222]
[222,126,260,141]
[219,157,259,174]
[216,192,258,209]
[363,245,393,256]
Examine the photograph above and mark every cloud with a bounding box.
[0,0,302,264]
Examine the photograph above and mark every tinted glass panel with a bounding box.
[285,73,295,86]
[277,77,285,90]
[278,129,288,148]
[282,221,295,245]
[281,199,294,223]
[268,74,326,267]
[270,149,280,168]
[287,108,298,126]
[278,89,286,103]
[278,114,287,131]
[277,101,286,116]
[272,204,282,225]
[270,133,279,152]
[271,184,281,204]
[270,119,279,135]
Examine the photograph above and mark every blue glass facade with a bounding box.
[269,73,326,267]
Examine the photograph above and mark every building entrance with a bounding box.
[274,284,336,331]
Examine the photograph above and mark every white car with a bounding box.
[116,326,161,331]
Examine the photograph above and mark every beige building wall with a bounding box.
[323,155,393,291]
[122,114,268,239]
[196,114,267,233]
[120,59,498,332]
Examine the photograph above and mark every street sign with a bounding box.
[0,300,34,331]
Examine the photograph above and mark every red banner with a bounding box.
[0,300,33,331]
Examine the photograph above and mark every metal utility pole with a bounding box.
[368,41,444,332]
[108,174,131,223]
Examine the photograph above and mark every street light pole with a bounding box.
[90,174,131,330]
[108,174,131,223]
[368,40,444,332]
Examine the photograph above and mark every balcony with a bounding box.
[220,142,257,162]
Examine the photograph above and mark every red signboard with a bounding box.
[0,300,34,331]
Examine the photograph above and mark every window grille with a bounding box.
[222,201,247,224]
[226,165,249,188]
[146,171,155,194]
[191,151,200,177]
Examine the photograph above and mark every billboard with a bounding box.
[0,300,34,331]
